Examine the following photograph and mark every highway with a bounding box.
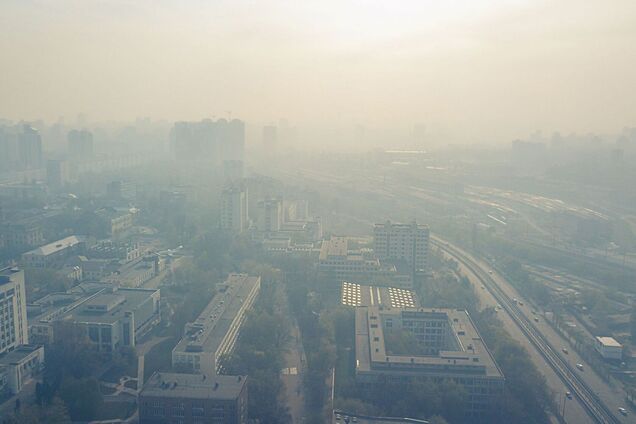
[432,237,623,424]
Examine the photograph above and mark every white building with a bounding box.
[21,235,84,269]
[172,274,260,376]
[0,345,45,394]
[221,184,248,233]
[0,268,29,354]
[373,220,430,275]
[594,336,622,360]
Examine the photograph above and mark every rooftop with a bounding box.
[60,287,158,325]
[596,336,622,348]
[23,235,83,257]
[174,274,260,355]
[341,282,418,308]
[140,372,246,400]
[320,237,349,260]
[356,306,503,379]
[0,345,43,365]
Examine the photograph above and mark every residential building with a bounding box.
[46,159,71,188]
[373,220,430,276]
[221,184,248,233]
[0,268,29,354]
[355,306,505,421]
[594,336,622,360]
[254,199,282,233]
[0,345,45,394]
[318,237,412,288]
[21,235,85,269]
[172,274,260,376]
[170,119,245,163]
[18,125,43,170]
[139,372,248,424]
[33,287,161,352]
[67,129,94,160]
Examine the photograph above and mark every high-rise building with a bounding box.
[67,129,94,160]
[373,220,429,276]
[170,119,245,163]
[47,159,70,188]
[0,127,19,172]
[221,184,248,233]
[255,198,282,233]
[223,160,244,183]
[18,125,43,170]
[262,125,277,152]
[0,267,29,355]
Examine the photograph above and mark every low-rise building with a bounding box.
[21,235,85,269]
[355,306,505,421]
[0,345,45,394]
[595,336,622,360]
[172,274,260,376]
[139,372,248,424]
[319,237,412,288]
[32,286,160,352]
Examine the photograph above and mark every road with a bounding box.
[435,239,625,424]
[281,317,306,423]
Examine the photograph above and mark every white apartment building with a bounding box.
[221,184,248,233]
[0,268,29,354]
[373,220,430,275]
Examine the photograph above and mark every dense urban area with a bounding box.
[2,2,636,424]
[0,118,635,424]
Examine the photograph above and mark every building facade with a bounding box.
[221,184,248,233]
[373,220,430,276]
[0,268,29,354]
[139,372,248,424]
[172,274,260,376]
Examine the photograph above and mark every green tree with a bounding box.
[58,377,103,421]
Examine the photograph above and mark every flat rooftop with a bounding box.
[0,345,43,365]
[23,235,83,257]
[60,287,158,325]
[596,336,622,347]
[173,274,260,355]
[342,282,418,308]
[141,372,246,400]
[320,237,349,260]
[356,306,503,379]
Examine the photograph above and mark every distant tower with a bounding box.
[262,125,277,153]
[68,129,94,160]
[18,125,42,170]
[221,183,249,233]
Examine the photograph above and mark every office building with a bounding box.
[170,119,245,163]
[221,184,248,233]
[21,235,85,269]
[18,125,43,170]
[318,237,412,288]
[355,306,505,420]
[32,286,160,352]
[139,372,248,424]
[68,129,94,160]
[594,336,622,360]
[172,274,260,376]
[0,345,45,395]
[254,199,282,233]
[373,220,430,276]
[0,268,29,354]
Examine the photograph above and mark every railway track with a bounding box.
[431,238,621,424]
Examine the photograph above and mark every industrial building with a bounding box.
[172,274,260,376]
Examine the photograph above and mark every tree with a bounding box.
[59,377,103,421]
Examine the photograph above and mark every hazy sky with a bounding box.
[1,0,635,144]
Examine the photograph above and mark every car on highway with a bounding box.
[576,363,584,371]
[488,270,493,275]
[562,347,568,354]
[618,407,628,416]
[518,301,524,306]
[534,317,539,322]
[566,391,573,399]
